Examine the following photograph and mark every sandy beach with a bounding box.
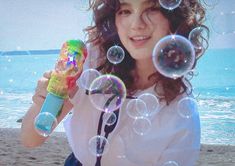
[0,128,235,166]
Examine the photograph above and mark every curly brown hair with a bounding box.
[85,0,209,104]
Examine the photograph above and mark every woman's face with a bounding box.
[115,0,170,61]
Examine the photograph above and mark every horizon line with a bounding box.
[0,49,60,56]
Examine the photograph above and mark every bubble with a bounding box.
[126,99,148,119]
[211,11,235,35]
[107,45,125,65]
[162,161,179,166]
[189,26,209,50]
[34,112,58,137]
[8,79,14,83]
[74,0,90,11]
[152,35,195,79]
[103,112,117,126]
[133,117,151,136]
[177,97,198,119]
[137,93,160,117]
[78,69,101,90]
[159,0,182,10]
[89,74,126,112]
[88,135,110,157]
[202,0,219,8]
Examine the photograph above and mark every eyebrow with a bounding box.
[119,2,130,7]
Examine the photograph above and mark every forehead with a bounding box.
[119,0,155,6]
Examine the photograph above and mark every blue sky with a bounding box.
[0,0,234,51]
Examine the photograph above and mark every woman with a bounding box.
[21,0,208,165]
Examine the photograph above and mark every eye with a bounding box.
[117,9,131,16]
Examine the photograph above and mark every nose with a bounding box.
[130,13,147,30]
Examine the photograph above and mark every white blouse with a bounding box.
[63,84,200,166]
[63,45,201,166]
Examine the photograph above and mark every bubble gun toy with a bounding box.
[35,39,87,135]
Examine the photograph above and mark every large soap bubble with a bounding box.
[152,35,195,79]
[89,74,126,112]
[78,68,101,90]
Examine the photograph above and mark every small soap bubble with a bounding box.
[107,45,125,65]
[133,117,151,136]
[137,93,160,117]
[103,112,117,126]
[177,97,198,119]
[159,0,182,10]
[152,35,195,79]
[88,135,110,157]
[34,112,58,137]
[8,79,14,83]
[189,26,209,50]
[89,74,126,112]
[163,161,179,166]
[79,68,101,90]
[126,99,147,119]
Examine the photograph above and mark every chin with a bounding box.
[130,51,152,61]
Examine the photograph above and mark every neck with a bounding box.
[135,58,157,89]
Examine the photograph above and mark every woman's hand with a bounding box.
[32,71,51,106]
[21,70,74,147]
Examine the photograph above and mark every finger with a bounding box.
[37,77,49,90]
[32,93,46,106]
[43,70,52,79]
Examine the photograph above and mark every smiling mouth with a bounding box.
[130,36,151,47]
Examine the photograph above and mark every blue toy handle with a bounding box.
[34,93,64,134]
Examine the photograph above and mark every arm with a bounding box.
[20,71,77,148]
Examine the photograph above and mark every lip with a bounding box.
[129,36,151,47]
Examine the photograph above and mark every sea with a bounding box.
[0,48,235,145]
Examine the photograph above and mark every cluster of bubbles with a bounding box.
[79,59,126,156]
[126,93,160,135]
